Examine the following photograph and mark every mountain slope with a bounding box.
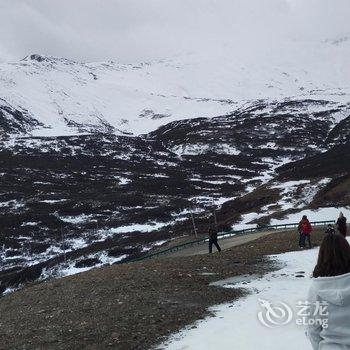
[1,97,349,293]
[1,41,350,137]
[1,33,350,292]
[0,229,327,350]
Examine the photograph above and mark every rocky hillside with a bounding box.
[0,229,328,350]
[1,96,349,294]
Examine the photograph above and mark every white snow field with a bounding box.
[234,206,350,231]
[1,0,350,136]
[270,208,350,226]
[1,48,349,137]
[161,238,349,350]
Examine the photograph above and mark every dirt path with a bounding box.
[0,228,326,350]
[165,230,282,258]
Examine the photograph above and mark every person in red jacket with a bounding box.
[298,215,313,249]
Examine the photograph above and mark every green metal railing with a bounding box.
[129,220,335,263]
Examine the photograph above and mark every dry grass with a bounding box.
[0,227,327,350]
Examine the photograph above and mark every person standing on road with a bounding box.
[298,215,313,249]
[208,226,221,254]
[336,212,347,238]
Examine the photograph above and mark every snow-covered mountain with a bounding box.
[1,96,350,294]
[1,34,350,137]
[1,30,350,294]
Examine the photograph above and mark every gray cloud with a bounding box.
[0,0,349,63]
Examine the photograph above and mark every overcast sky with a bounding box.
[0,0,349,63]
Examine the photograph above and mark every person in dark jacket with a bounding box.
[325,224,336,235]
[336,212,347,237]
[208,226,221,253]
[298,215,313,249]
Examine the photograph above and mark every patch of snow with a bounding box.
[110,222,168,234]
[41,253,129,280]
[233,212,261,230]
[270,207,350,226]
[161,239,350,350]
[59,214,93,224]
[271,180,311,189]
[68,237,87,250]
[40,199,67,204]
[115,177,131,185]
[0,200,25,209]
[21,222,38,227]
[153,240,168,247]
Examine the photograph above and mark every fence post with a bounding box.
[213,208,218,229]
[61,225,67,265]
[190,212,198,237]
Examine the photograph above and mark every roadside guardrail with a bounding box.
[130,220,335,262]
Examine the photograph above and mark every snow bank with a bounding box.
[234,206,349,231]
[110,222,168,234]
[161,240,346,349]
[270,207,350,226]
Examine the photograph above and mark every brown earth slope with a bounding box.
[0,228,327,350]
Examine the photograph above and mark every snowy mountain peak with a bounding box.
[22,54,52,63]
[0,38,349,137]
[21,54,78,65]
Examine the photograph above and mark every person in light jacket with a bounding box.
[306,233,350,350]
